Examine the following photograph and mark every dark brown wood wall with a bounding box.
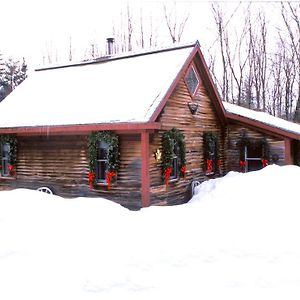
[225,123,285,172]
[0,134,142,210]
[149,61,224,206]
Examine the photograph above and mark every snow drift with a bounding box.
[1,164,300,300]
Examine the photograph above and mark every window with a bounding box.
[1,143,10,177]
[96,141,109,183]
[185,65,200,96]
[170,143,179,180]
[245,144,263,172]
[203,132,220,175]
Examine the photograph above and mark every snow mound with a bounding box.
[1,165,300,299]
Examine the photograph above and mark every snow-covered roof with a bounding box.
[0,43,196,129]
[224,101,300,137]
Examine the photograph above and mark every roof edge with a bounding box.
[35,41,199,72]
[0,122,162,136]
[226,112,300,140]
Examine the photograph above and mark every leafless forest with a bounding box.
[42,2,300,122]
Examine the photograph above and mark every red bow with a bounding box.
[164,167,172,187]
[88,172,95,189]
[206,159,213,173]
[180,166,187,179]
[217,159,222,171]
[8,164,15,176]
[261,159,268,168]
[239,160,246,172]
[106,171,116,190]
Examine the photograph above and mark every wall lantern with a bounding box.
[188,102,198,115]
[154,149,162,162]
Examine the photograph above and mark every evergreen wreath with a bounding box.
[161,128,186,185]
[0,135,17,175]
[87,131,120,188]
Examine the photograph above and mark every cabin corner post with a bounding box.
[284,138,292,165]
[141,130,150,208]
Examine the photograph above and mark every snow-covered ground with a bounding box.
[1,164,300,300]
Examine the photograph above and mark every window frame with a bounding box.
[1,143,11,177]
[170,143,179,180]
[96,141,109,183]
[244,145,263,172]
[185,63,201,97]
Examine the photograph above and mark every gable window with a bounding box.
[185,65,200,96]
[1,143,10,177]
[96,141,109,183]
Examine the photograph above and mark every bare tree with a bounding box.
[163,2,190,43]
[280,2,300,122]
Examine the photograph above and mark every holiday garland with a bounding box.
[87,131,119,189]
[237,132,270,172]
[161,128,186,187]
[0,135,17,176]
[203,132,221,174]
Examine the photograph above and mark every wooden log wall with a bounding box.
[225,123,286,172]
[149,60,224,206]
[0,134,142,210]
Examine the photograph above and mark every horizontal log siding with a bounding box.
[150,69,224,206]
[0,135,87,195]
[226,123,285,172]
[0,134,142,210]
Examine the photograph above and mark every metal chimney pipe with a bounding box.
[106,38,114,55]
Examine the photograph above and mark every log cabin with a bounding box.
[0,41,300,210]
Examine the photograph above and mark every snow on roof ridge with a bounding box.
[223,101,300,136]
[35,40,199,72]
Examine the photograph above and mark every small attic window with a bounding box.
[185,65,200,96]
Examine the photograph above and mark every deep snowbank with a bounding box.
[1,164,300,300]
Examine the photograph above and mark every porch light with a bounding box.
[188,102,198,115]
[154,149,162,162]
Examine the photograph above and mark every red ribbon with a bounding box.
[217,159,222,172]
[261,159,268,168]
[180,166,187,179]
[8,164,15,176]
[239,160,246,172]
[164,167,172,187]
[206,159,213,173]
[88,172,95,189]
[106,171,116,190]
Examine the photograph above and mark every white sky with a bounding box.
[0,0,284,69]
[0,0,217,67]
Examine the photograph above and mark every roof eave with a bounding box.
[0,122,162,136]
[226,112,300,140]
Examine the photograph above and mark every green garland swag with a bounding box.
[0,135,17,175]
[87,131,120,188]
[161,128,186,184]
